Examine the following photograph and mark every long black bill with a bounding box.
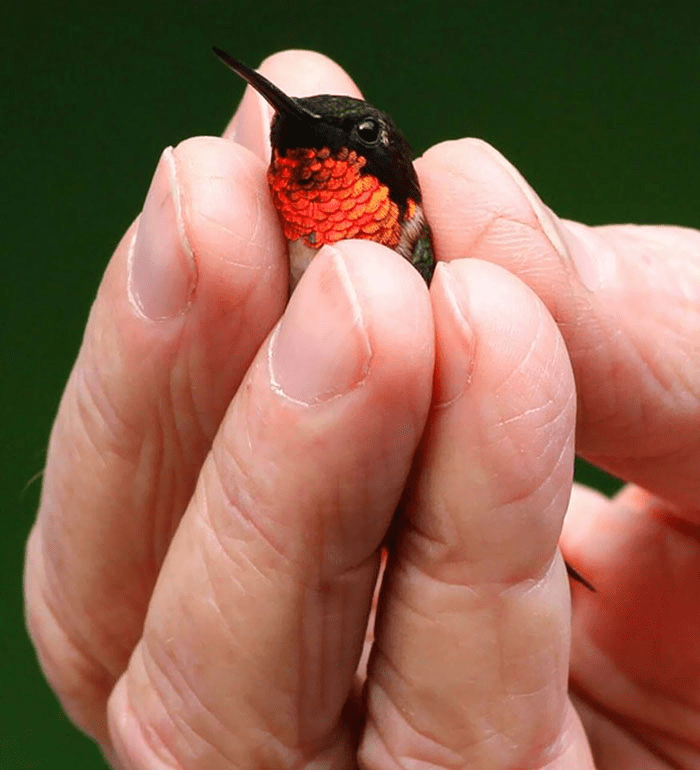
[566,561,596,592]
[212,46,319,121]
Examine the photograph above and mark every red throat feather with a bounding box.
[268,146,416,249]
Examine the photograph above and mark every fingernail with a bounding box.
[476,142,608,289]
[128,147,196,320]
[476,142,569,259]
[557,219,614,291]
[431,262,475,408]
[268,248,372,404]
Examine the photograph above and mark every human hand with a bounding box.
[24,51,700,770]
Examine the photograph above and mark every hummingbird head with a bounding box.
[212,47,421,213]
[212,47,432,286]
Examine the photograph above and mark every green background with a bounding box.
[3,1,697,766]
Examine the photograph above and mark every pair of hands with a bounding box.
[25,50,700,769]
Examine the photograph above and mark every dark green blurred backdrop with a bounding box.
[3,1,697,766]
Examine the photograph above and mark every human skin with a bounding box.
[24,50,700,769]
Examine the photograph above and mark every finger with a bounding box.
[560,484,700,767]
[24,137,287,744]
[360,260,595,769]
[416,139,700,509]
[106,242,435,770]
[223,49,363,160]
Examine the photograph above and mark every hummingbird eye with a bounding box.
[356,118,381,145]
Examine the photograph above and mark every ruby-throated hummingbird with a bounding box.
[212,47,594,593]
[212,46,434,290]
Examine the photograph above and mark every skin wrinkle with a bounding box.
[151,563,311,770]
[40,503,129,678]
[530,392,576,462]
[385,562,478,621]
[625,318,685,399]
[499,401,553,427]
[195,513,253,639]
[607,346,690,458]
[369,640,569,769]
[220,260,272,327]
[364,680,466,770]
[71,358,138,467]
[570,293,700,461]
[622,308,700,412]
[403,497,458,553]
[207,439,295,571]
[384,569,551,724]
[469,213,547,268]
[490,680,556,753]
[292,726,359,770]
[306,568,379,739]
[488,215,555,260]
[420,152,515,255]
[487,465,554,520]
[198,477,273,589]
[497,608,566,700]
[573,331,639,436]
[208,415,380,585]
[82,320,129,424]
[131,640,236,769]
[546,437,577,507]
[151,623,331,770]
[498,556,560,602]
[298,584,327,725]
[523,708,588,770]
[294,584,358,757]
[72,320,197,560]
[32,535,117,692]
[466,324,572,509]
[403,498,565,594]
[493,300,547,399]
[370,648,462,745]
[537,397,577,460]
[497,401,573,486]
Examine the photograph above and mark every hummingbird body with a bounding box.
[213,48,435,287]
[268,143,429,286]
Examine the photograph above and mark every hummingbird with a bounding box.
[212,47,594,593]
[212,46,434,290]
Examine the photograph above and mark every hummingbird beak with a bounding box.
[212,47,320,121]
